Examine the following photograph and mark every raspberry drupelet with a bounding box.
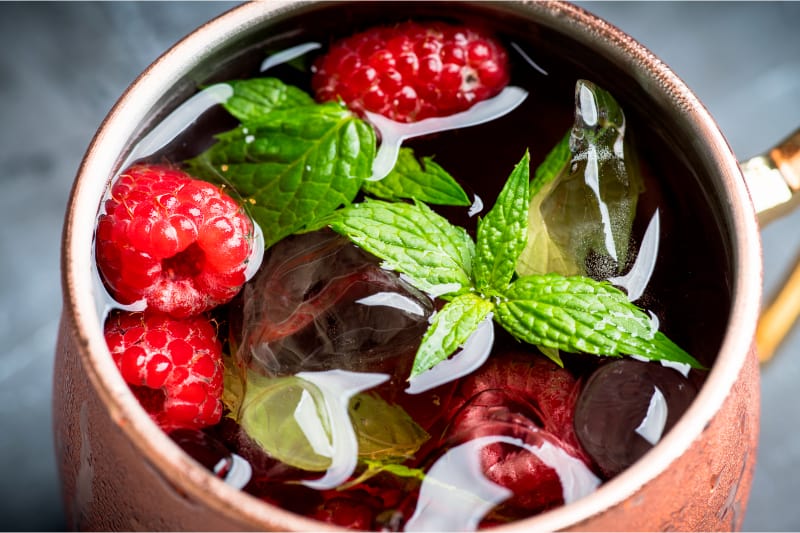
[104,310,224,431]
[312,21,510,123]
[95,164,254,318]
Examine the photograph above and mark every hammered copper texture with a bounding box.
[54,317,258,532]
[569,347,760,532]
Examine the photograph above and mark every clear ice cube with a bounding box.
[235,230,435,382]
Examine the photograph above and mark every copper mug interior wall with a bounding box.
[54,2,763,530]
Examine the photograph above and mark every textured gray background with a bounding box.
[1,2,798,530]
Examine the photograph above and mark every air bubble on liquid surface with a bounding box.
[365,86,528,181]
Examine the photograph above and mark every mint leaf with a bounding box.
[325,199,474,296]
[412,293,494,377]
[237,372,428,472]
[349,392,430,460]
[530,131,570,197]
[238,373,331,472]
[361,460,428,482]
[517,146,580,277]
[186,102,375,247]
[474,151,530,292]
[222,78,315,124]
[362,147,471,206]
[494,274,702,368]
[339,459,429,490]
[348,393,430,460]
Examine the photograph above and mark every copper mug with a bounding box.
[54,1,800,530]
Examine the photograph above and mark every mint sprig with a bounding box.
[324,151,701,378]
[185,78,472,248]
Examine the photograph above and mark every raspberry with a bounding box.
[95,164,253,318]
[312,21,509,123]
[104,310,224,431]
[442,352,595,519]
[312,489,384,530]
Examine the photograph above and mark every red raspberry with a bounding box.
[313,489,383,530]
[442,353,595,519]
[95,164,253,318]
[312,21,509,123]
[104,310,224,431]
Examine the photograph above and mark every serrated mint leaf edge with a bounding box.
[474,151,530,292]
[493,274,702,368]
[531,130,570,198]
[362,147,471,206]
[411,293,495,377]
[326,199,474,296]
[222,77,315,124]
[185,103,376,248]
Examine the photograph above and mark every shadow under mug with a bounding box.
[54,1,772,530]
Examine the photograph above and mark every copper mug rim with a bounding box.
[60,1,762,530]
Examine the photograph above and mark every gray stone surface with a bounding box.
[0,2,797,530]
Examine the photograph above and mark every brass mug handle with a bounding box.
[741,129,800,362]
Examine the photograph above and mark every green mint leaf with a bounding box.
[238,373,331,472]
[221,78,315,124]
[517,132,575,277]
[185,102,375,247]
[349,392,430,460]
[530,131,570,197]
[474,151,530,292]
[494,274,702,368]
[325,199,474,296]
[339,460,428,490]
[412,293,494,377]
[361,147,471,206]
[362,460,428,482]
[237,372,428,472]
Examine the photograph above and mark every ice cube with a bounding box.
[573,358,698,478]
[235,230,434,382]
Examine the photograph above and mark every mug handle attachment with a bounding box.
[741,129,800,362]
